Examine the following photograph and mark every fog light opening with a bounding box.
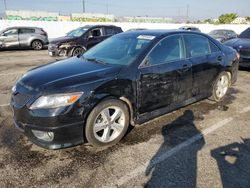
[32,130,54,142]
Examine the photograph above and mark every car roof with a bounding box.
[211,29,234,32]
[80,25,120,29]
[123,29,203,37]
[6,26,41,30]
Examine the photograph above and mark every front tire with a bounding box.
[31,40,43,50]
[210,72,230,102]
[85,99,129,147]
[72,47,85,57]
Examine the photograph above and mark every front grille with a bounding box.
[12,92,31,107]
[240,49,250,57]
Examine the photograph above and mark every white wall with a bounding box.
[0,20,249,39]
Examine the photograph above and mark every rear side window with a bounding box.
[147,35,185,66]
[105,27,116,35]
[19,28,35,34]
[184,34,210,57]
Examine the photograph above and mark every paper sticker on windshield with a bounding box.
[137,35,155,40]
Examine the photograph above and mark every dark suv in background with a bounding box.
[0,26,48,50]
[48,25,123,57]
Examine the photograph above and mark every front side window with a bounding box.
[184,34,210,57]
[147,35,185,66]
[4,29,18,36]
[91,28,102,37]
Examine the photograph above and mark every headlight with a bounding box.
[30,92,83,110]
[59,43,73,48]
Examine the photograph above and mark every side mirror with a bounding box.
[88,35,93,40]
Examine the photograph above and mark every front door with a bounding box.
[0,28,19,48]
[137,34,192,115]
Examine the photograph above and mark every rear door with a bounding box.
[0,28,19,48]
[19,28,35,47]
[183,34,222,97]
[138,34,192,114]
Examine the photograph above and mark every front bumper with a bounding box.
[14,119,84,149]
[11,103,85,149]
[48,44,69,57]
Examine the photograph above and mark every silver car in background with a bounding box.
[0,26,48,50]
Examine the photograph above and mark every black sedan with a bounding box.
[208,29,237,43]
[224,27,250,68]
[11,30,239,149]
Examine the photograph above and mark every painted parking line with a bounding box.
[0,103,10,107]
[0,72,24,76]
[106,106,250,188]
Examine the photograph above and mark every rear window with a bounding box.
[19,28,35,34]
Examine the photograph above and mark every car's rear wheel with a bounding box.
[31,40,43,50]
[72,47,85,57]
[85,99,129,147]
[210,72,230,102]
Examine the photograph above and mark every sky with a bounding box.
[0,0,249,20]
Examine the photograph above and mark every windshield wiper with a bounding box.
[83,57,107,64]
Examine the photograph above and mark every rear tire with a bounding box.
[210,71,230,102]
[85,99,129,147]
[31,40,43,50]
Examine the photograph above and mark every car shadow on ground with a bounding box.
[144,110,205,188]
[211,138,250,188]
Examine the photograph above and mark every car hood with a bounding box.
[17,57,123,93]
[49,36,77,44]
[224,38,250,49]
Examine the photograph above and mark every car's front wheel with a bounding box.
[72,47,85,57]
[211,71,231,102]
[85,99,129,147]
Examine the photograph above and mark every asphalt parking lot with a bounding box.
[0,50,250,188]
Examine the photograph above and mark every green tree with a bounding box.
[218,13,238,24]
[246,16,250,22]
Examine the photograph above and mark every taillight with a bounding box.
[41,29,47,36]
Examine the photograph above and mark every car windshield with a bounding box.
[82,34,154,65]
[67,27,89,37]
[239,28,250,39]
[209,30,225,35]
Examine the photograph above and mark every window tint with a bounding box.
[4,29,18,35]
[19,28,35,34]
[184,34,210,57]
[239,27,250,39]
[147,35,184,66]
[209,40,220,53]
[91,28,102,37]
[105,28,115,35]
